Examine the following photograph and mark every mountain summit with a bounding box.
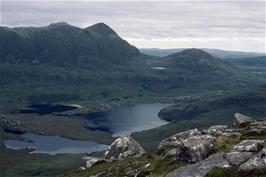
[85,23,119,37]
[167,48,214,59]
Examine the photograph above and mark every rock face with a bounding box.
[232,140,264,152]
[234,113,253,128]
[176,135,216,163]
[104,136,145,160]
[158,129,202,149]
[166,153,230,177]
[208,125,228,136]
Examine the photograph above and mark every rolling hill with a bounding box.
[140,48,265,58]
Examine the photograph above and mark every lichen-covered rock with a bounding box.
[208,125,228,136]
[176,134,216,163]
[234,113,253,128]
[238,148,266,174]
[233,140,264,153]
[222,132,242,137]
[251,120,266,129]
[166,153,230,177]
[158,129,202,149]
[104,136,145,160]
[83,156,105,168]
[225,151,253,166]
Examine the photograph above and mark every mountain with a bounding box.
[0,22,140,67]
[140,48,265,58]
[0,22,261,113]
[151,48,251,89]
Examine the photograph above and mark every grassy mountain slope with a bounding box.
[225,56,266,77]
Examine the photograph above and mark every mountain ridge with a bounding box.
[0,22,260,94]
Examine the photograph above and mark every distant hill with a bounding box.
[158,85,266,122]
[140,48,265,58]
[225,56,266,77]
[151,48,252,89]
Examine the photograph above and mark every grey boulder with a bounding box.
[158,129,202,149]
[176,135,216,163]
[208,125,228,136]
[234,113,253,128]
[104,136,145,160]
[233,140,264,153]
[225,151,253,166]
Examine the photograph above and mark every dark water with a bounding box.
[4,133,108,155]
[83,103,171,136]
[18,104,77,115]
[6,103,171,154]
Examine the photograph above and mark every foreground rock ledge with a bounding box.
[166,153,230,177]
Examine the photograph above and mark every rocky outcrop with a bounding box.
[83,156,105,168]
[165,113,266,177]
[208,125,228,136]
[251,120,266,130]
[166,153,230,177]
[81,112,265,177]
[225,151,253,166]
[176,135,216,163]
[104,136,145,160]
[158,129,215,163]
[232,140,264,152]
[238,148,266,174]
[234,113,253,128]
[158,129,202,149]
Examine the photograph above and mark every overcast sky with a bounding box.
[1,0,265,52]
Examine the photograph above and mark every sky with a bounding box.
[0,0,265,52]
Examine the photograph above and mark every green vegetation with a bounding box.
[214,135,241,153]
[0,149,83,177]
[159,86,266,122]
[59,155,187,177]
[205,167,236,177]
[1,113,114,144]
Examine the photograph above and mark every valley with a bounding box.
[0,22,265,177]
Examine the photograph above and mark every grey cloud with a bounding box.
[1,1,265,52]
